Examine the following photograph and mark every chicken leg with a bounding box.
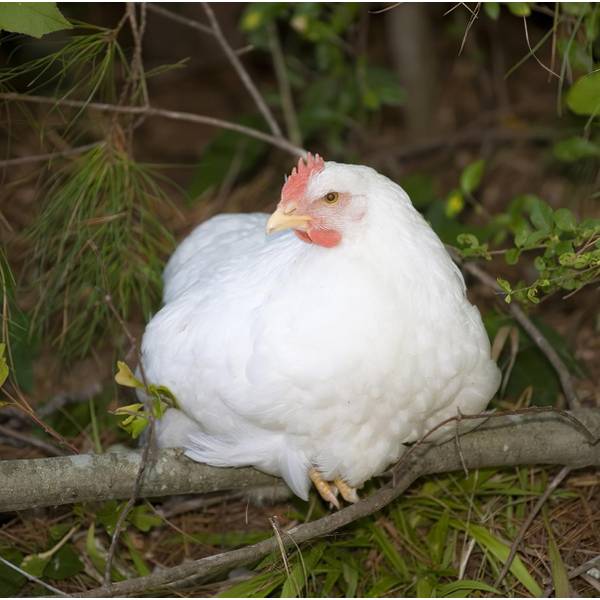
[309,468,340,509]
[309,469,360,508]
[333,478,360,504]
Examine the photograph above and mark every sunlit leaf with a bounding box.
[460,160,486,195]
[115,361,142,388]
[566,71,600,116]
[0,2,72,38]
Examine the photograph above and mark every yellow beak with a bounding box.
[266,206,312,234]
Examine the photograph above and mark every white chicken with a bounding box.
[140,153,500,507]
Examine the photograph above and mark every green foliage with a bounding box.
[492,196,600,304]
[0,2,72,38]
[0,343,8,388]
[113,361,179,439]
[445,165,600,304]
[553,136,600,161]
[460,159,486,196]
[0,548,26,596]
[0,23,122,102]
[187,118,268,203]
[567,71,600,116]
[219,467,569,597]
[240,3,403,151]
[27,144,174,361]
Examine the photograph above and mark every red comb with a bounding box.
[281,152,325,201]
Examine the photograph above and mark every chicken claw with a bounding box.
[333,478,359,504]
[309,468,340,509]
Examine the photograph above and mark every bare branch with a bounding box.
[0,142,102,168]
[0,423,66,457]
[147,3,252,56]
[201,3,283,138]
[0,93,306,158]
[268,22,302,147]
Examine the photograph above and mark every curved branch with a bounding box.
[0,93,306,158]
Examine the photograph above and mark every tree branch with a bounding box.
[0,142,103,168]
[201,3,284,139]
[64,408,600,596]
[146,3,253,55]
[0,93,305,158]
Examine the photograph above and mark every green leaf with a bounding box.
[0,343,8,387]
[124,534,150,577]
[281,544,325,597]
[506,2,531,16]
[220,572,283,598]
[527,287,540,304]
[427,510,449,565]
[484,2,500,19]
[370,523,408,579]
[438,579,502,596]
[461,523,542,596]
[543,513,570,597]
[44,545,84,580]
[0,548,26,596]
[20,553,50,578]
[566,71,600,116]
[457,233,479,248]
[505,248,521,265]
[553,208,577,232]
[497,278,512,294]
[342,563,359,598]
[553,136,600,162]
[530,199,554,231]
[0,2,72,38]
[129,505,162,533]
[114,361,142,388]
[459,159,486,195]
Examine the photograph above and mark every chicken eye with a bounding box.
[324,192,339,204]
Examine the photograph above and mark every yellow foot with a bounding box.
[333,478,360,504]
[309,468,340,509]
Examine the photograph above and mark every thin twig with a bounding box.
[201,3,283,138]
[0,423,65,456]
[84,239,158,586]
[460,259,581,409]
[0,556,69,597]
[0,142,102,168]
[0,92,305,157]
[267,22,302,147]
[522,16,559,79]
[568,554,600,581]
[454,409,469,477]
[494,466,571,589]
[3,384,80,454]
[146,3,252,55]
[458,2,480,55]
[103,420,155,584]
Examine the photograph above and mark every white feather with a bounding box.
[140,162,500,496]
